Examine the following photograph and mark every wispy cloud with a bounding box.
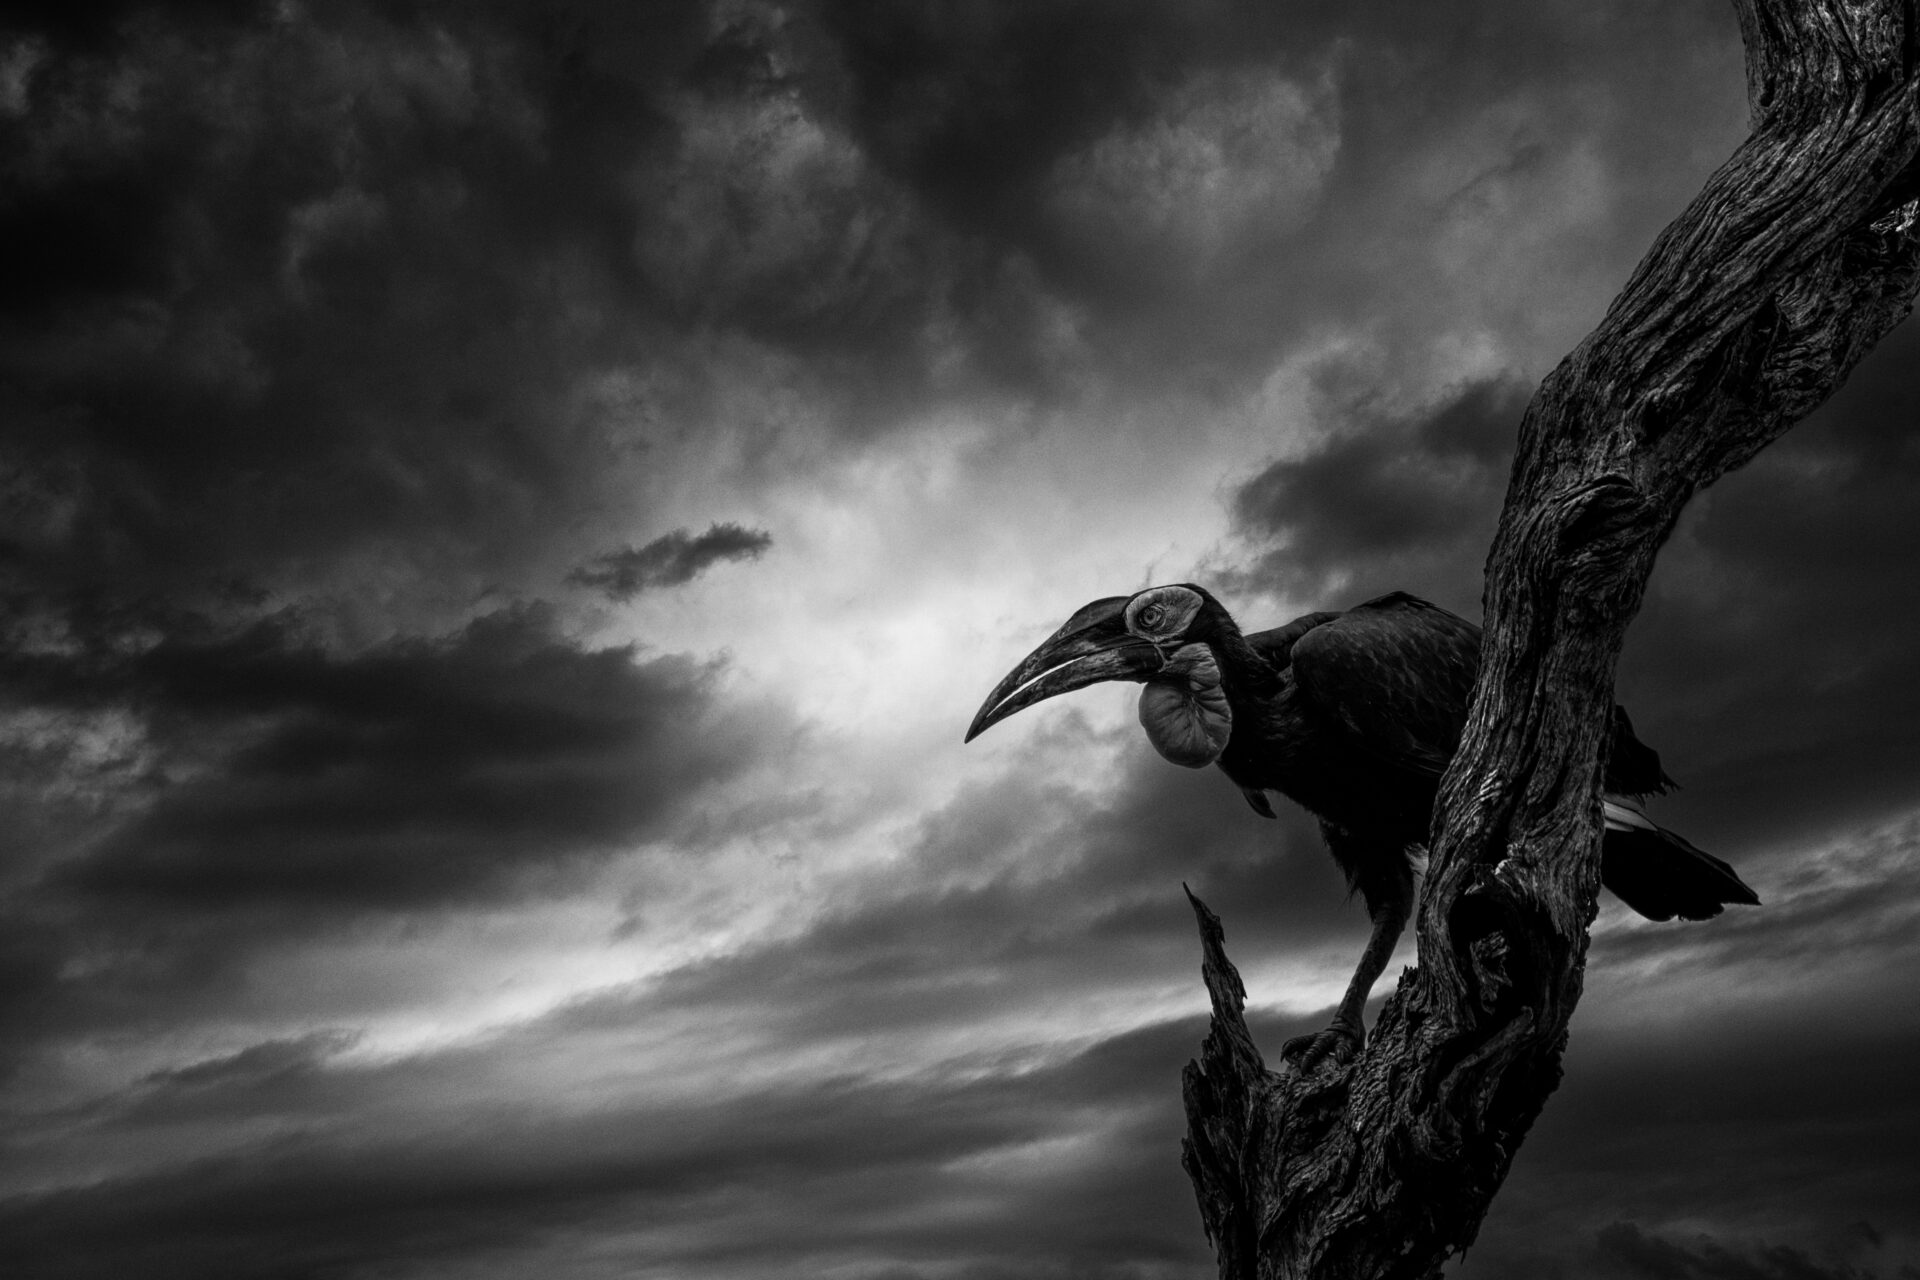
[1225,370,1532,612]
[568,524,773,601]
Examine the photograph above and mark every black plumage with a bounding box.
[967,583,1759,1065]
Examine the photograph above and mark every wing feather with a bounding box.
[1276,592,1676,794]
[1284,593,1480,777]
[1244,611,1343,668]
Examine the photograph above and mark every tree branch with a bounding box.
[1181,4,1920,1276]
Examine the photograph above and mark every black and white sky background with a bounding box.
[3,2,1918,1277]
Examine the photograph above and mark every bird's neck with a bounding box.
[1206,618,1283,703]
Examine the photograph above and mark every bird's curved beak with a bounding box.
[964,596,1162,742]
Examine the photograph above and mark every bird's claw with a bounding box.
[1281,1023,1362,1071]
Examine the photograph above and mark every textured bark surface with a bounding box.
[1180,4,1920,1277]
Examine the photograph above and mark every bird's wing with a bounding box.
[1243,611,1343,668]
[1284,592,1482,777]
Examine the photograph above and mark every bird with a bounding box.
[964,583,1758,1067]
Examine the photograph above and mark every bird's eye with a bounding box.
[1138,603,1164,629]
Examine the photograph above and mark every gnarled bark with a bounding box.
[1180,4,1920,1276]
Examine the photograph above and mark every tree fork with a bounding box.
[1180,3,1920,1277]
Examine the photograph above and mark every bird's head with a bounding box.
[964,583,1230,749]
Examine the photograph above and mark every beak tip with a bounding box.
[965,621,1148,748]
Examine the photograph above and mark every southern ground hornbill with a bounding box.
[965,583,1758,1066]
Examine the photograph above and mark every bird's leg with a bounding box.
[1283,868,1414,1070]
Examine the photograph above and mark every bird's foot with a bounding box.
[1280,1022,1362,1072]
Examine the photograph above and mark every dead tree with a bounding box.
[1180,3,1920,1276]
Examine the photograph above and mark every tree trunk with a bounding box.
[1179,4,1920,1276]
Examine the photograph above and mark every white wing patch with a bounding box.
[1602,794,1658,833]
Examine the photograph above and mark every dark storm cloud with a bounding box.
[0,1014,1215,1280]
[19,795,1392,1280]
[1441,825,1920,1280]
[0,0,1752,633]
[0,0,952,625]
[1454,1004,1920,1279]
[1227,372,1530,612]
[0,603,779,1081]
[1591,1221,1890,1280]
[44,604,758,908]
[18,802,1913,1280]
[1617,322,1920,853]
[0,0,678,607]
[567,522,772,601]
[811,0,1747,380]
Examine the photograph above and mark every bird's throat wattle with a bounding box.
[1138,645,1233,768]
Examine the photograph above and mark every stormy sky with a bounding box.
[2,2,1916,1278]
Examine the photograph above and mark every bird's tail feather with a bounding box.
[1600,795,1759,921]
